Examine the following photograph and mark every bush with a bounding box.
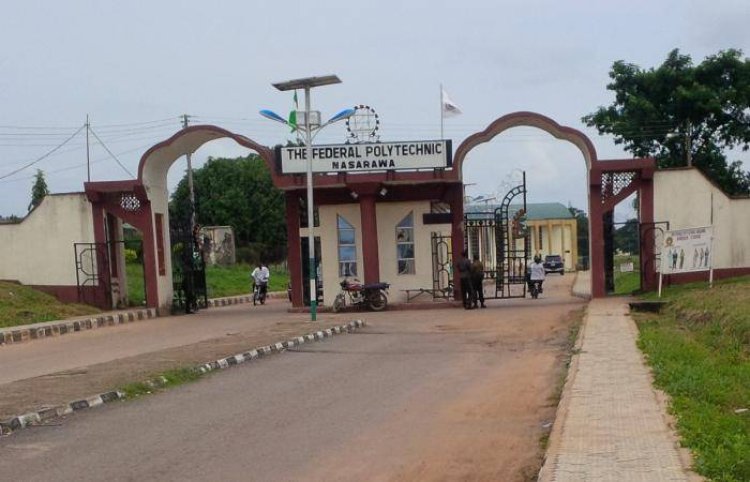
[124,248,138,263]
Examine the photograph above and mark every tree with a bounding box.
[568,206,589,266]
[169,155,287,262]
[28,169,49,211]
[613,218,639,255]
[583,49,750,195]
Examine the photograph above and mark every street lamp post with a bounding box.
[261,75,354,321]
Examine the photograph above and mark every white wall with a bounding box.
[146,183,173,308]
[314,201,451,306]
[314,203,363,307]
[654,169,750,270]
[0,193,94,285]
[376,201,451,303]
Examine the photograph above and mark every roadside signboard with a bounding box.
[658,225,714,297]
[660,226,713,274]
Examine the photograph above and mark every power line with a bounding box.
[0,124,85,180]
[88,126,135,178]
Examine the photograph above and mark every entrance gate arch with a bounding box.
[83,112,655,309]
[85,126,276,310]
[452,111,656,298]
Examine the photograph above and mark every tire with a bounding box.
[253,291,257,306]
[560,271,565,276]
[332,294,345,313]
[368,291,388,311]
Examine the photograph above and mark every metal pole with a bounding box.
[182,115,196,228]
[440,83,444,140]
[304,86,317,321]
[86,115,91,182]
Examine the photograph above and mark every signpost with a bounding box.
[658,225,714,297]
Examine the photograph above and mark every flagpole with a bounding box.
[440,83,444,140]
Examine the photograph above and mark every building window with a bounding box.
[396,212,415,275]
[337,215,357,277]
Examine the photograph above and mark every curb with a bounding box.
[0,308,158,347]
[0,291,288,347]
[0,319,365,436]
[207,291,286,307]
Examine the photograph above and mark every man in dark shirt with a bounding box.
[471,254,486,308]
[457,250,473,309]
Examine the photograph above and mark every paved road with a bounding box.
[0,300,313,385]
[0,276,582,481]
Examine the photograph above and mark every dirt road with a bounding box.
[0,275,584,481]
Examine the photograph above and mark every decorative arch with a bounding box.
[452,111,598,176]
[137,125,276,189]
[86,125,275,310]
[451,111,655,298]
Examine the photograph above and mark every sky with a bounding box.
[1,0,749,219]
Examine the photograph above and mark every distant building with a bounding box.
[465,202,577,271]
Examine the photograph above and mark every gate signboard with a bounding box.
[658,225,714,297]
[277,140,452,174]
[660,226,713,274]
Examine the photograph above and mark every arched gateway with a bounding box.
[84,112,655,310]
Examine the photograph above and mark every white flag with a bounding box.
[441,88,462,117]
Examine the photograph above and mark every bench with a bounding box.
[402,286,454,302]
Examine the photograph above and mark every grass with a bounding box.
[120,367,204,398]
[125,262,145,307]
[124,262,290,303]
[614,254,640,295]
[0,281,100,329]
[205,263,289,298]
[635,276,750,481]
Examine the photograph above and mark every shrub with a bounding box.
[124,248,138,263]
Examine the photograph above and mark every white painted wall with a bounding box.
[313,203,363,307]
[314,201,451,306]
[146,183,173,308]
[0,193,94,285]
[376,201,451,303]
[654,168,750,270]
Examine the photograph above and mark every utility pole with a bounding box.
[85,115,91,182]
[182,114,196,228]
[685,121,692,167]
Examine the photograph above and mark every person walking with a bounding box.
[471,254,486,308]
[457,250,473,309]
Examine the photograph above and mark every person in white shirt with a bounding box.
[251,263,270,298]
[529,255,546,294]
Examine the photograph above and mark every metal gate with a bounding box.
[606,220,670,294]
[640,221,669,290]
[464,173,529,299]
[170,223,208,313]
[430,232,453,299]
[74,242,111,308]
[74,239,145,308]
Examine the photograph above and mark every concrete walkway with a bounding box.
[539,297,697,481]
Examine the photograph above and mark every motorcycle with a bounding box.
[332,278,389,312]
[253,282,268,305]
[528,280,543,299]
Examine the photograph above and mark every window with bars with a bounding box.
[337,215,357,277]
[396,212,415,275]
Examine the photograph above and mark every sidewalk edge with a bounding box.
[0,320,365,436]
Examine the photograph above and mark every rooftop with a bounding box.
[465,202,573,220]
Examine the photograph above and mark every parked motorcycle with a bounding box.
[332,279,389,312]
